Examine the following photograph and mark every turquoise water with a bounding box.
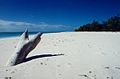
[0,32,38,38]
[0,32,58,38]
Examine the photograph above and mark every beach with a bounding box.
[0,32,120,79]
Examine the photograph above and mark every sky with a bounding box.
[0,0,120,32]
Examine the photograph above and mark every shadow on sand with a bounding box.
[23,53,64,63]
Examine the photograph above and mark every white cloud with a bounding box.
[0,20,74,32]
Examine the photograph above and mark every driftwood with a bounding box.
[6,29,42,66]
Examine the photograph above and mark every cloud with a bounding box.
[0,20,74,32]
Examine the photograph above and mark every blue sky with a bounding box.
[0,0,120,32]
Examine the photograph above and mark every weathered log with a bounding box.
[6,30,42,66]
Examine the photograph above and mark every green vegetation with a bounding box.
[75,14,120,31]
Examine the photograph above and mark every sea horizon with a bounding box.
[0,32,57,38]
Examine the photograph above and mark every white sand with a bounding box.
[0,32,120,79]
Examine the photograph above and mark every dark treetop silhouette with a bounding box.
[75,14,120,31]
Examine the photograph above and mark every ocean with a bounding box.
[0,32,39,38]
[0,32,59,38]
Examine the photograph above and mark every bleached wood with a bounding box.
[6,30,42,66]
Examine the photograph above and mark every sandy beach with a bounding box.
[0,32,120,79]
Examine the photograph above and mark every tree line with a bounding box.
[75,14,120,31]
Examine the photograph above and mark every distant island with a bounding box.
[75,13,120,31]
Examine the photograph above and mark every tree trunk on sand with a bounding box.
[6,29,42,66]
